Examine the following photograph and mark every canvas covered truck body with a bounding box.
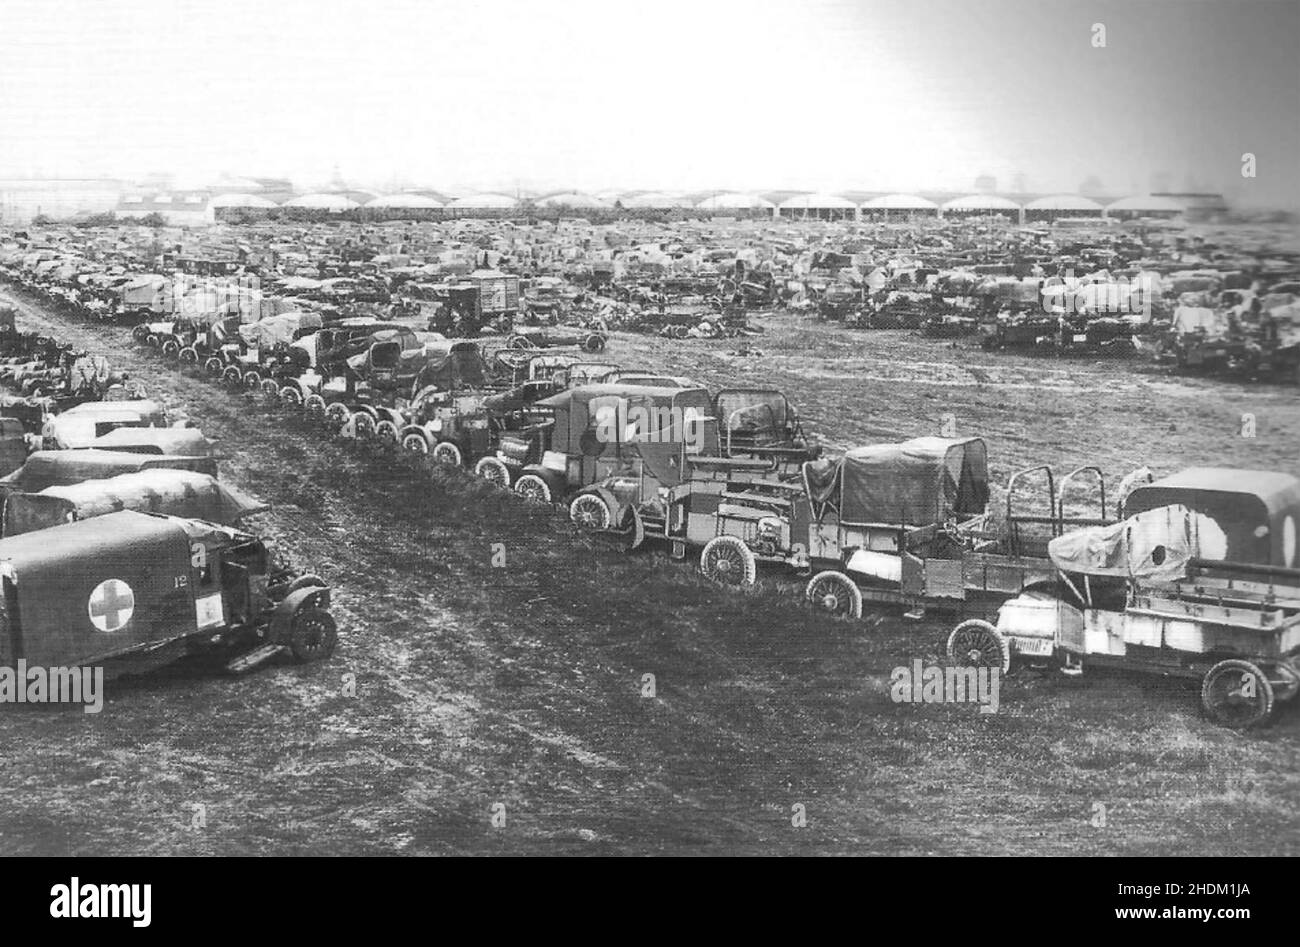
[671,436,991,604]
[89,425,212,456]
[1121,468,1300,569]
[3,469,266,536]
[645,438,1124,619]
[40,399,168,449]
[0,510,335,678]
[952,471,1300,729]
[0,450,218,496]
[505,384,719,509]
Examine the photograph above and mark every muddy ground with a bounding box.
[0,290,1297,856]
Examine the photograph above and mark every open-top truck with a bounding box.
[947,468,1300,729]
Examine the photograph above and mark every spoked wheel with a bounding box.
[514,473,553,504]
[508,335,534,350]
[132,325,150,344]
[583,334,606,353]
[431,440,462,467]
[205,356,225,376]
[160,339,180,359]
[222,366,243,386]
[402,432,430,454]
[350,411,377,439]
[475,456,512,488]
[178,346,199,365]
[700,535,757,588]
[145,333,161,348]
[243,370,262,391]
[287,606,338,663]
[304,394,327,419]
[805,570,863,619]
[569,493,613,531]
[260,377,280,397]
[374,420,400,445]
[323,402,350,429]
[280,385,304,408]
[1202,659,1276,730]
[946,620,1011,675]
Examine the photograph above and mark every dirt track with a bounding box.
[1,290,1298,856]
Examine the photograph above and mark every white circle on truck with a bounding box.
[88,579,135,632]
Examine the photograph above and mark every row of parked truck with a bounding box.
[0,315,339,682]
[114,300,1300,731]
[6,267,1300,730]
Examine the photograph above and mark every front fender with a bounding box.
[269,584,331,645]
[579,485,630,522]
[521,465,567,498]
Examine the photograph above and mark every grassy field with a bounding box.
[0,290,1297,856]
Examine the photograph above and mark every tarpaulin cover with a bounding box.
[0,450,218,493]
[237,312,322,349]
[1172,306,1227,336]
[1046,503,1224,581]
[413,343,487,391]
[91,426,212,456]
[804,436,989,526]
[5,470,267,536]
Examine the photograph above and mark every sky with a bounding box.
[0,0,1295,206]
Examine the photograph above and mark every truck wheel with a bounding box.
[508,334,533,350]
[569,493,612,531]
[514,473,553,504]
[348,405,374,437]
[946,619,1010,674]
[161,339,180,358]
[260,377,280,397]
[280,385,303,407]
[475,456,512,488]
[287,606,337,663]
[583,334,605,353]
[178,346,199,365]
[304,394,327,418]
[431,441,462,466]
[324,402,350,428]
[1202,659,1275,729]
[243,370,262,390]
[205,356,224,376]
[222,366,243,386]
[374,420,400,445]
[805,570,863,619]
[402,431,430,453]
[700,535,757,588]
[132,325,150,344]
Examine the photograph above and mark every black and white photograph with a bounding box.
[0,0,1296,894]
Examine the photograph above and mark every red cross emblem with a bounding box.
[88,579,134,633]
